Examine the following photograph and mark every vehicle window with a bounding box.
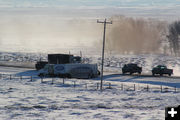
[44,65,48,70]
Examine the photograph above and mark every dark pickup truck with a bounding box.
[122,63,142,75]
[152,65,173,76]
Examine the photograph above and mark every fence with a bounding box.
[0,73,179,93]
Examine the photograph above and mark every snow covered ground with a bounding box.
[0,66,180,120]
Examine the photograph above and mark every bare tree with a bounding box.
[168,21,180,56]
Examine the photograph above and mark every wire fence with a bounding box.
[0,73,179,93]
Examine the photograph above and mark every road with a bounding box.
[0,66,180,88]
[0,66,36,75]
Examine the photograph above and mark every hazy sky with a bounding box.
[0,0,179,7]
[0,0,180,53]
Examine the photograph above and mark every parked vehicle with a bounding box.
[122,63,142,75]
[152,65,173,76]
[38,63,99,79]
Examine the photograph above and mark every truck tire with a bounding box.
[39,73,44,77]
[168,74,171,76]
[88,73,93,79]
[138,71,141,74]
[66,74,71,78]
[160,73,163,76]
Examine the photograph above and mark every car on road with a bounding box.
[122,63,142,75]
[152,65,173,76]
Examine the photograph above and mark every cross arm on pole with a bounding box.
[97,20,112,24]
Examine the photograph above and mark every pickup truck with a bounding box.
[122,63,142,75]
[152,65,173,76]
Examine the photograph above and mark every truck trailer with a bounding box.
[38,63,99,79]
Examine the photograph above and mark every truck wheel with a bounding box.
[138,72,141,74]
[39,73,44,77]
[130,72,133,75]
[67,74,71,78]
[168,74,171,76]
[152,73,155,76]
[91,74,95,78]
[88,73,93,79]
[160,73,163,76]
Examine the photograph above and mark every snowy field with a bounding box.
[0,66,180,120]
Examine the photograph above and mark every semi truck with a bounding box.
[35,54,81,70]
[38,63,99,79]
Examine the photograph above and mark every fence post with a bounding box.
[97,83,99,90]
[30,76,32,81]
[121,83,123,90]
[41,77,43,83]
[134,84,136,91]
[85,83,87,89]
[109,83,111,89]
[174,86,176,93]
[147,85,149,92]
[74,81,76,88]
[63,78,65,84]
[10,75,12,80]
[51,78,54,84]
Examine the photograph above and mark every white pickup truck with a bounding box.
[38,63,100,79]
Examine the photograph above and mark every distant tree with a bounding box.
[167,21,180,56]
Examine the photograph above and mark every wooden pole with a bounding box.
[97,83,99,90]
[74,81,76,88]
[41,77,43,83]
[97,19,112,91]
[51,78,54,84]
[63,78,65,84]
[121,83,123,90]
[10,75,12,80]
[174,86,176,93]
[85,83,87,89]
[109,83,111,89]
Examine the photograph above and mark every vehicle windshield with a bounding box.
[44,65,49,70]
[157,65,167,69]
[127,64,137,67]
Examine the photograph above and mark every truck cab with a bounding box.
[122,63,142,75]
[38,64,54,77]
[152,65,173,76]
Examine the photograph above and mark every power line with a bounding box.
[97,18,112,91]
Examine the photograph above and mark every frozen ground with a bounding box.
[0,66,180,120]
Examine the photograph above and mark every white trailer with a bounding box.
[38,63,99,79]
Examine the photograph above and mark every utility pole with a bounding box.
[97,19,112,91]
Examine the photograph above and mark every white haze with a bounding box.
[0,5,180,53]
[0,11,102,53]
